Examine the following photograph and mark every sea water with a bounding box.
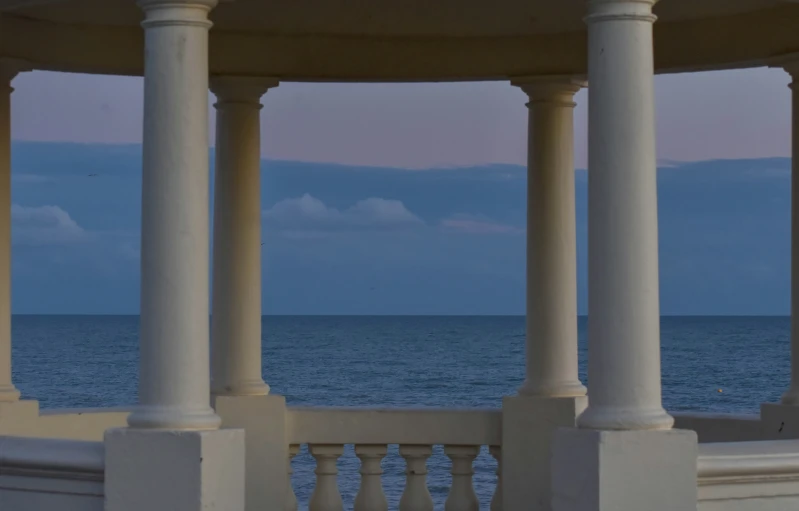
[11,315,790,509]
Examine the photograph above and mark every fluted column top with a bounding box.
[769,52,799,83]
[0,59,32,89]
[585,0,657,24]
[210,76,280,106]
[137,0,219,28]
[511,76,586,107]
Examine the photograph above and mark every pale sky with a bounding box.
[9,67,793,169]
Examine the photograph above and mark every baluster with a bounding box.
[286,444,300,511]
[399,445,434,511]
[489,446,502,511]
[354,444,388,511]
[309,444,344,511]
[444,445,480,511]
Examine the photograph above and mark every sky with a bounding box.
[10,68,793,169]
[6,68,797,315]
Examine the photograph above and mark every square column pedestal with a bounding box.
[105,427,245,511]
[213,394,288,511]
[0,400,40,435]
[551,428,697,511]
[502,395,587,511]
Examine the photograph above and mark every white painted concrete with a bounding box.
[105,427,245,511]
[287,407,500,445]
[551,428,698,511]
[775,58,799,407]
[0,436,104,511]
[0,60,29,404]
[210,76,278,398]
[672,412,764,443]
[698,439,799,511]
[127,0,220,430]
[577,0,672,431]
[214,395,288,511]
[512,77,586,399]
[501,396,586,511]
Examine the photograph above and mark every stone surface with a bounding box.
[552,428,698,511]
[214,394,287,511]
[501,396,586,511]
[105,427,245,511]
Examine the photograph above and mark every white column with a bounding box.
[784,64,799,406]
[577,0,672,430]
[210,77,277,397]
[513,77,586,399]
[0,60,29,403]
[127,0,220,430]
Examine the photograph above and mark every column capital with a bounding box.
[769,52,799,82]
[0,59,32,87]
[511,76,586,107]
[137,0,218,28]
[585,0,658,24]
[210,76,279,106]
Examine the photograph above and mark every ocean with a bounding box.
[10,315,790,508]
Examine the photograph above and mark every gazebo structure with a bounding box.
[1,0,799,510]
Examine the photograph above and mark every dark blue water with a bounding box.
[10,315,791,509]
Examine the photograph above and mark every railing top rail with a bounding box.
[287,406,502,446]
[0,435,105,477]
[698,439,799,480]
[671,411,761,422]
[39,406,134,416]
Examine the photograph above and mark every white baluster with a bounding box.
[489,446,502,511]
[309,444,344,511]
[354,444,388,511]
[286,444,300,511]
[399,445,434,511]
[444,445,480,511]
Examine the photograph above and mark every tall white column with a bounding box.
[577,0,672,431]
[783,63,799,406]
[514,77,587,399]
[210,77,277,397]
[0,60,29,403]
[127,0,220,430]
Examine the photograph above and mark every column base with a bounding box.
[518,381,587,399]
[501,395,587,511]
[126,404,221,430]
[213,394,287,511]
[576,404,674,431]
[0,384,20,402]
[105,427,245,511]
[761,402,799,439]
[0,399,39,434]
[781,387,799,406]
[552,428,697,511]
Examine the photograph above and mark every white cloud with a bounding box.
[11,204,88,246]
[263,194,424,233]
[440,213,523,235]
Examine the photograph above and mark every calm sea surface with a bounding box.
[10,315,790,509]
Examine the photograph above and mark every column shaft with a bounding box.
[210,77,277,397]
[577,0,673,430]
[515,78,586,398]
[0,61,26,402]
[128,0,220,430]
[785,73,799,404]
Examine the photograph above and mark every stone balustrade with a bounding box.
[285,407,502,511]
[0,435,104,510]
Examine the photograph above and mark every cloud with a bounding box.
[11,205,88,245]
[440,214,523,235]
[263,194,424,234]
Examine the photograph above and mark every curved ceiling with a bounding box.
[0,0,795,81]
